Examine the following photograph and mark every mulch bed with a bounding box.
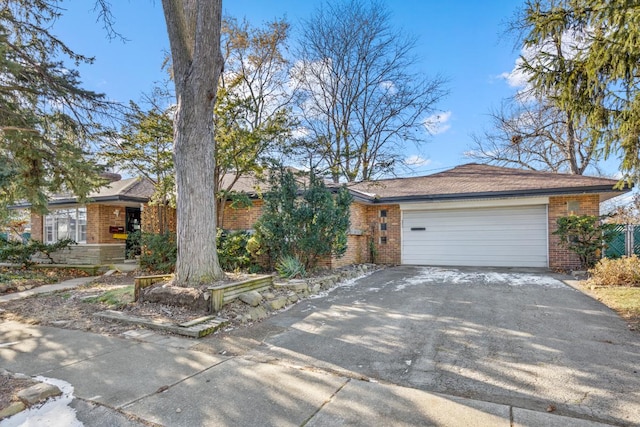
[0,266,91,295]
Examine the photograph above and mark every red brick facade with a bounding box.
[328,203,372,268]
[548,194,600,271]
[138,193,606,270]
[365,204,401,265]
[222,199,264,230]
[86,204,127,244]
[31,204,127,244]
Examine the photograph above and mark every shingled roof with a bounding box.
[85,176,155,201]
[10,177,155,208]
[346,163,629,203]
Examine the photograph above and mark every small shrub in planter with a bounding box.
[588,256,640,287]
[276,255,306,279]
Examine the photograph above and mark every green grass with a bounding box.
[83,286,134,308]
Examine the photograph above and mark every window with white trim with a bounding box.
[44,207,87,244]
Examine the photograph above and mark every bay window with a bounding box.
[44,207,87,244]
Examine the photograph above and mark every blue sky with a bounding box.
[52,0,602,177]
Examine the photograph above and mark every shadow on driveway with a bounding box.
[218,266,640,426]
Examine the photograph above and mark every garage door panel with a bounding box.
[401,205,548,267]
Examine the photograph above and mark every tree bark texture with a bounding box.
[162,0,224,284]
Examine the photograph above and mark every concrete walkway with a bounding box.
[0,262,138,304]
[0,320,612,427]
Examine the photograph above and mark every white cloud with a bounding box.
[424,111,452,135]
[501,29,590,95]
[291,126,310,140]
[380,80,397,95]
[405,155,431,167]
[501,57,529,89]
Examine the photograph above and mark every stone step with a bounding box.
[178,315,217,328]
[93,310,228,338]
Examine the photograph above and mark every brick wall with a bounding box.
[364,204,401,265]
[87,204,126,244]
[31,205,126,245]
[141,200,264,234]
[29,204,127,264]
[548,194,600,271]
[329,203,372,268]
[222,199,263,230]
[30,212,43,242]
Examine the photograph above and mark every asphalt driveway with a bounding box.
[225,266,640,426]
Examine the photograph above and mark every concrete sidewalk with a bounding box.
[0,321,613,427]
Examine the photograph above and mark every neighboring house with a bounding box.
[13,174,155,264]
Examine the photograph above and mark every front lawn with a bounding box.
[582,285,640,332]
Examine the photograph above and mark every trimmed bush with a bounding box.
[217,229,251,272]
[140,232,176,273]
[588,256,640,287]
[0,237,76,267]
[254,168,351,270]
[554,215,618,269]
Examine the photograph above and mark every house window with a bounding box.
[44,207,87,244]
[380,236,387,244]
[380,209,387,218]
[567,201,580,215]
[380,223,387,231]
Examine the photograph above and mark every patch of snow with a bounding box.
[1,376,83,427]
[394,267,567,291]
[308,291,330,299]
[336,276,366,288]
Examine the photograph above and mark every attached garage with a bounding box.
[401,203,548,267]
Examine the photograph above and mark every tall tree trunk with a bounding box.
[162,0,224,285]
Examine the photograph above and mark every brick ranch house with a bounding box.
[20,164,628,270]
[146,163,629,271]
[345,163,629,271]
[16,174,155,265]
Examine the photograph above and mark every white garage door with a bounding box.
[402,205,548,267]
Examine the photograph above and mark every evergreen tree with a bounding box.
[0,0,114,212]
[518,0,640,180]
[255,168,351,269]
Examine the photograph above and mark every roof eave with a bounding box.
[9,194,150,209]
[356,185,630,204]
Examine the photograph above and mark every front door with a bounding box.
[125,207,141,258]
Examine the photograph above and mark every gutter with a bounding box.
[351,185,630,204]
[9,195,150,209]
